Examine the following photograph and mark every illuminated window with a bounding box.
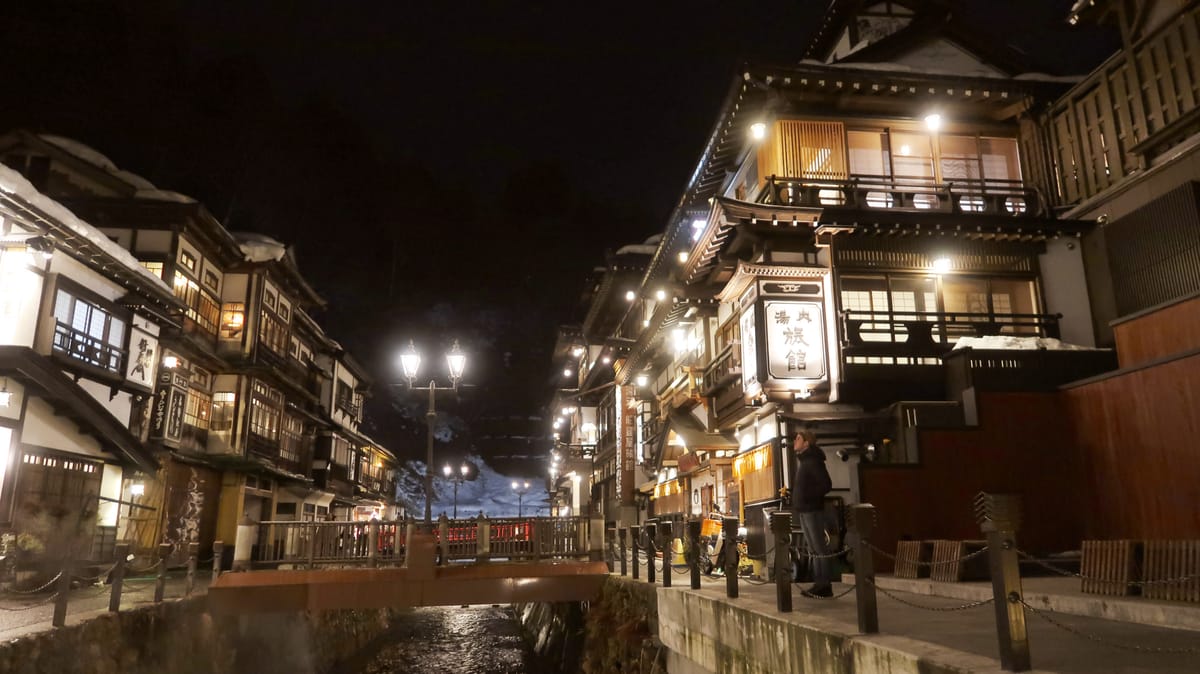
[140,261,164,279]
[174,273,218,336]
[280,413,304,462]
[211,392,236,432]
[51,289,126,373]
[203,269,220,291]
[184,388,212,429]
[220,302,245,339]
[179,250,197,272]
[248,381,283,441]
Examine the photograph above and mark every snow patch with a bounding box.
[39,135,157,190]
[953,336,1102,351]
[615,244,657,256]
[0,164,171,292]
[135,188,196,203]
[233,231,288,262]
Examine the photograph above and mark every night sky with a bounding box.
[1,1,1110,460]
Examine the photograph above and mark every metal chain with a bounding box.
[798,545,851,560]
[0,592,60,610]
[867,578,994,611]
[0,571,64,595]
[741,575,770,585]
[1016,549,1200,586]
[74,561,121,583]
[798,582,859,600]
[1019,598,1200,654]
[866,541,990,566]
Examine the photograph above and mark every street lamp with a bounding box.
[512,480,530,519]
[400,339,466,529]
[442,462,469,519]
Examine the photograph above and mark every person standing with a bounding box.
[791,429,834,597]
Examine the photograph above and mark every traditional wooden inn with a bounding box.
[0,158,180,568]
[0,131,400,570]
[547,0,1195,568]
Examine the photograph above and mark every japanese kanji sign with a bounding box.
[764,300,826,380]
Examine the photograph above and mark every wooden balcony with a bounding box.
[698,345,741,397]
[945,348,1117,395]
[841,309,1062,360]
[758,175,1043,218]
[52,321,125,376]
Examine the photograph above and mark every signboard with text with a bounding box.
[764,300,827,381]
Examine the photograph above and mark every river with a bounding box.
[341,605,547,674]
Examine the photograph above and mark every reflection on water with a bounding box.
[356,606,536,674]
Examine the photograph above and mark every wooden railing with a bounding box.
[249,516,593,568]
[841,309,1062,359]
[52,321,125,374]
[758,175,1043,217]
[699,344,741,396]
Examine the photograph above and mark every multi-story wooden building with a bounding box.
[0,157,181,568]
[551,1,1148,561]
[0,131,400,566]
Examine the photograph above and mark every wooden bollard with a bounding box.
[51,558,72,627]
[212,541,224,583]
[687,519,702,590]
[185,542,198,597]
[109,542,129,613]
[722,516,739,598]
[644,522,657,584]
[849,504,879,634]
[619,527,628,576]
[771,510,793,613]
[154,543,171,603]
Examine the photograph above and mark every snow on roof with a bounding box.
[0,163,171,292]
[953,336,1103,351]
[232,231,288,262]
[797,58,1084,84]
[38,135,158,191]
[615,244,657,256]
[134,188,196,204]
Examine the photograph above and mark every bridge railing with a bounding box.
[247,516,594,568]
[253,520,408,568]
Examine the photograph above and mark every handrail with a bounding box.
[758,175,1042,216]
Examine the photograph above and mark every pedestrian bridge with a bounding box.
[207,516,609,614]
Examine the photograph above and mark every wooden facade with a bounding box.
[1112,292,1200,367]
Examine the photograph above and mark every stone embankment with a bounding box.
[0,597,394,674]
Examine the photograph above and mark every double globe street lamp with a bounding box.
[400,339,466,529]
[443,462,469,519]
[512,480,531,519]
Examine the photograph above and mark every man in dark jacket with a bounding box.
[791,429,834,597]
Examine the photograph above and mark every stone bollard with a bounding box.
[587,518,603,562]
[631,526,641,580]
[848,504,879,634]
[687,519,702,590]
[644,522,657,584]
[154,543,171,603]
[770,510,793,613]
[232,514,258,572]
[109,542,129,613]
[722,516,739,599]
[185,542,198,597]
[438,514,450,565]
[476,513,491,563]
[52,557,72,627]
[212,541,224,583]
[606,528,616,571]
[619,527,628,577]
[368,520,380,568]
[975,492,1031,672]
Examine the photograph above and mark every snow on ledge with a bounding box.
[0,164,171,292]
[953,336,1102,351]
[134,188,196,203]
[39,135,158,191]
[233,231,287,262]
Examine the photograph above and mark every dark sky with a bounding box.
[1,1,1110,449]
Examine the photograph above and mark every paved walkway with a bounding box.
[0,570,210,641]
[623,561,1200,673]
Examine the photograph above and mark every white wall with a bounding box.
[20,397,108,460]
[1040,237,1097,347]
[0,247,46,347]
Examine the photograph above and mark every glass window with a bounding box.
[979,137,1022,185]
[249,381,282,441]
[890,132,935,180]
[847,130,891,179]
[938,135,982,183]
[211,392,236,432]
[203,270,219,291]
[179,250,197,272]
[51,289,126,373]
[280,413,303,462]
[140,261,164,280]
[184,389,212,429]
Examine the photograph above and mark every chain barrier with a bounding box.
[866,578,994,611]
[1018,598,1200,654]
[1015,549,1200,586]
[797,545,850,560]
[865,541,990,566]
[0,592,60,611]
[740,574,771,585]
[126,560,162,575]
[74,561,121,584]
[0,571,64,595]
[798,582,859,600]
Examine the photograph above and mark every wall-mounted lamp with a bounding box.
[924,113,942,132]
[930,256,952,273]
[130,481,146,496]
[572,346,584,357]
[162,355,179,369]
[562,368,572,377]
[0,378,11,408]
[635,373,648,388]
[655,289,667,301]
[750,122,767,141]
[677,251,689,264]
[24,236,54,262]
[625,290,636,302]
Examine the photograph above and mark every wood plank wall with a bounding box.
[1113,293,1200,367]
[859,392,1085,570]
[1061,352,1200,539]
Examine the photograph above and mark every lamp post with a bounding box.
[400,339,466,530]
[443,462,469,519]
[512,480,530,519]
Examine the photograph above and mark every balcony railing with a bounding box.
[841,309,1062,359]
[336,397,361,418]
[699,344,741,396]
[758,175,1043,217]
[52,321,125,375]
